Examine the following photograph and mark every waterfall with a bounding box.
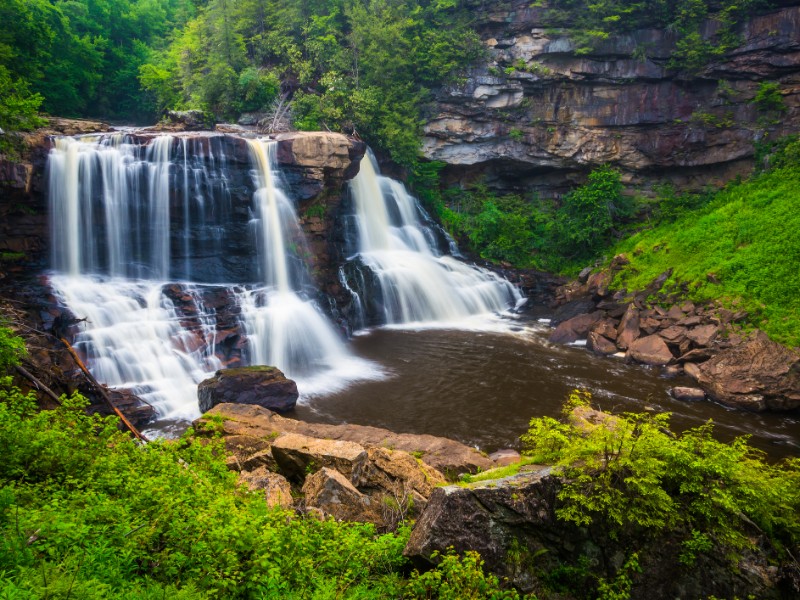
[345,153,522,326]
[48,133,380,426]
[239,139,379,393]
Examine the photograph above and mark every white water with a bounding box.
[349,154,522,326]
[241,139,381,392]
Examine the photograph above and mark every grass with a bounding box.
[611,166,800,348]
[458,457,540,486]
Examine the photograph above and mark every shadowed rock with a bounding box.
[198,366,299,413]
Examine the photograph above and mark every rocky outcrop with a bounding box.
[424,1,800,196]
[687,331,800,411]
[546,256,799,412]
[198,402,495,477]
[194,402,470,529]
[197,366,299,413]
[404,466,783,599]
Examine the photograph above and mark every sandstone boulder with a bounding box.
[197,403,494,477]
[240,468,293,508]
[549,311,603,344]
[628,335,674,366]
[690,331,800,411]
[302,467,377,523]
[271,432,369,482]
[616,304,641,350]
[197,366,298,413]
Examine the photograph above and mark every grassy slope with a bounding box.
[611,166,800,348]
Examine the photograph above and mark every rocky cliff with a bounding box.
[424,0,800,196]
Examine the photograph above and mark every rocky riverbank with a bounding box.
[546,256,800,412]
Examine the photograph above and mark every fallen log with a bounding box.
[14,364,61,406]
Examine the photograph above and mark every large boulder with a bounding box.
[271,432,369,482]
[628,334,674,366]
[690,331,800,411]
[616,304,641,350]
[197,366,299,413]
[302,467,379,523]
[548,311,603,344]
[404,466,782,599]
[239,468,293,508]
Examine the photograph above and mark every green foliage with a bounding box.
[405,550,521,600]
[543,0,766,70]
[0,374,519,598]
[140,0,482,165]
[522,390,800,565]
[611,147,800,346]
[0,325,25,371]
[553,165,632,262]
[753,81,787,126]
[0,0,197,121]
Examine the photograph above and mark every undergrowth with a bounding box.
[611,159,800,347]
[0,325,522,599]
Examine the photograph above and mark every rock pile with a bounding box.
[548,258,800,411]
[194,402,494,529]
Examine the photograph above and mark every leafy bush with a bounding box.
[522,390,800,564]
[0,370,519,599]
[0,325,25,371]
[553,165,632,261]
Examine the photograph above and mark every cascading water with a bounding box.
[48,132,380,426]
[344,153,522,326]
[237,139,379,393]
[48,134,236,422]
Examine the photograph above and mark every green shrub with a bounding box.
[521,390,800,562]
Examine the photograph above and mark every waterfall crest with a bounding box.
[346,154,522,326]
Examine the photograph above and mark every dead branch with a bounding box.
[59,337,148,442]
[14,364,61,405]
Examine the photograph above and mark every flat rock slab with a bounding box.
[271,432,369,482]
[198,403,495,477]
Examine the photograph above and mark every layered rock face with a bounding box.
[424,1,800,195]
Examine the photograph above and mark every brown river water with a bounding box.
[296,318,800,459]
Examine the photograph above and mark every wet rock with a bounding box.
[587,331,618,355]
[197,366,299,413]
[549,311,603,344]
[550,298,596,325]
[686,324,719,347]
[616,304,640,350]
[240,468,293,508]
[198,403,494,477]
[577,266,593,283]
[628,335,674,366]
[271,432,369,483]
[690,331,800,411]
[107,388,156,427]
[670,387,706,402]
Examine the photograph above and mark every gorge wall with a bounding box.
[424,0,800,196]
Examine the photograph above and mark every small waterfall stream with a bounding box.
[344,154,522,326]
